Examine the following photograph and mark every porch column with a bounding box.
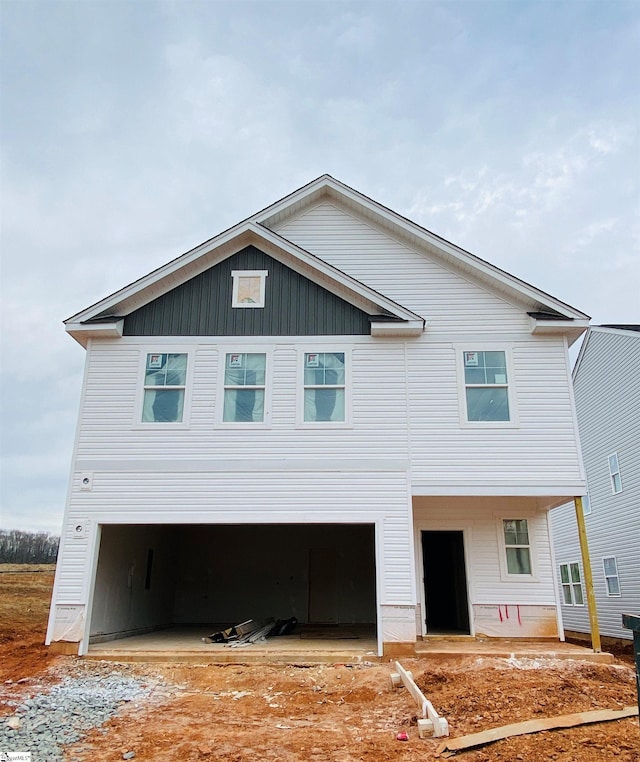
[573,496,601,653]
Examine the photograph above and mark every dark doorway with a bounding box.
[422,530,470,634]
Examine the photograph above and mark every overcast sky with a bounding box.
[1,0,638,534]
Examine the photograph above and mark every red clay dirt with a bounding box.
[1,565,638,761]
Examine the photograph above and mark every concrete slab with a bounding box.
[85,625,379,664]
[415,637,614,663]
[82,627,613,665]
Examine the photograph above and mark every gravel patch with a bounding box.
[0,661,166,761]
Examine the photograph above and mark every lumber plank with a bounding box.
[436,705,638,756]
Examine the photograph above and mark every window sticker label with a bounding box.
[464,352,478,366]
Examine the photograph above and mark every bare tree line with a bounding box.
[0,529,59,564]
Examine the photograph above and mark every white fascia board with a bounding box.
[65,320,124,348]
[411,483,587,499]
[529,316,590,347]
[371,320,425,337]
[64,224,256,324]
[65,220,425,330]
[257,176,589,322]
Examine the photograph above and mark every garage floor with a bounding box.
[86,624,379,663]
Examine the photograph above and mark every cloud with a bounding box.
[1,0,638,535]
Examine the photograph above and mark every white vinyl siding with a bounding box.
[59,469,414,611]
[413,497,558,607]
[272,201,532,335]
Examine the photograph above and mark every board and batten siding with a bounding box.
[551,328,640,640]
[121,246,372,337]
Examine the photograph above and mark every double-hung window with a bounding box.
[303,352,346,423]
[608,453,622,494]
[142,353,188,423]
[223,352,266,423]
[559,562,584,605]
[603,557,621,596]
[462,350,510,422]
[502,519,532,575]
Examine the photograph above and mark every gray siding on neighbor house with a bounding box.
[123,246,371,336]
[551,328,640,640]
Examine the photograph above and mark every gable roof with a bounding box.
[65,175,589,346]
[572,324,640,379]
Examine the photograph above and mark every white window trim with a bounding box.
[455,344,519,428]
[496,516,538,582]
[581,492,592,516]
[296,347,352,428]
[133,346,196,430]
[608,452,623,494]
[231,270,268,308]
[602,556,621,597]
[559,562,585,606]
[216,346,273,428]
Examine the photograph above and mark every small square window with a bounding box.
[231,270,268,308]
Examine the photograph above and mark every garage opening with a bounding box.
[88,523,377,650]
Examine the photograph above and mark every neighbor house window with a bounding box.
[223,352,266,422]
[231,270,268,308]
[303,352,345,422]
[608,453,622,494]
[581,493,591,516]
[463,350,510,421]
[142,353,187,423]
[559,562,584,606]
[603,557,621,596]
[502,519,532,574]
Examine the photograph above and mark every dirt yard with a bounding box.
[0,565,638,761]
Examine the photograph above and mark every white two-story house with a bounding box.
[46,175,590,657]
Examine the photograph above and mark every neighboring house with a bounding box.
[46,175,591,657]
[551,325,640,641]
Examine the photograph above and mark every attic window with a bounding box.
[232,270,268,308]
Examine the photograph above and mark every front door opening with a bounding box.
[422,530,470,635]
